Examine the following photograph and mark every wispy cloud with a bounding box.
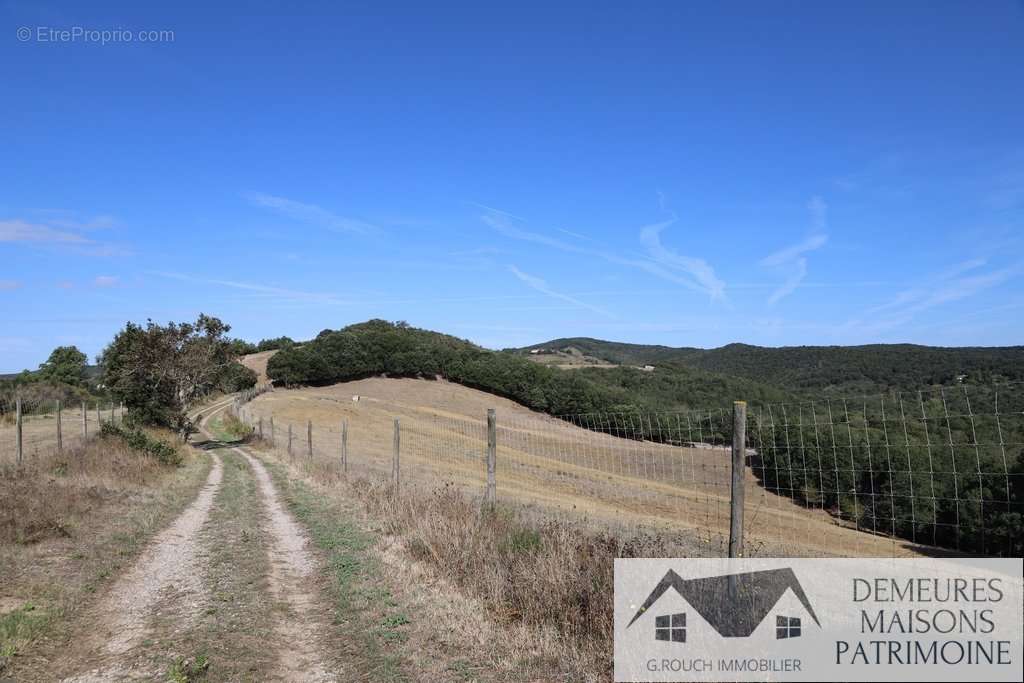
[150,271,356,305]
[842,259,1022,335]
[0,280,21,291]
[507,265,614,318]
[758,197,829,305]
[244,192,380,235]
[480,206,726,301]
[26,209,117,231]
[93,275,119,288]
[0,219,91,244]
[638,219,726,300]
[760,233,829,269]
[0,214,129,256]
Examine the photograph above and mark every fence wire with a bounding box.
[0,396,125,466]
[232,382,1024,558]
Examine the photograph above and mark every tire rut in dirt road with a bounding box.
[58,453,224,682]
[235,445,340,682]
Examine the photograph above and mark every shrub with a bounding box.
[100,422,182,466]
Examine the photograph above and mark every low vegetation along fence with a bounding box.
[0,396,125,465]
[234,382,1023,558]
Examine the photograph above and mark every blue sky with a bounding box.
[1,1,1023,371]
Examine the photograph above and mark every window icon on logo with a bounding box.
[655,613,686,642]
[776,616,801,639]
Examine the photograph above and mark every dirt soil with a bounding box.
[5,391,604,681]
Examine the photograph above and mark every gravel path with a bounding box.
[60,453,223,682]
[25,397,341,682]
[234,440,338,682]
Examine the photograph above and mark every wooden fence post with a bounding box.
[270,416,276,446]
[307,420,313,459]
[15,397,22,465]
[485,408,496,507]
[729,400,747,559]
[392,417,400,495]
[81,401,87,439]
[341,419,348,473]
[109,403,114,422]
[56,399,63,453]
[258,416,264,440]
[287,423,293,458]
[95,402,101,426]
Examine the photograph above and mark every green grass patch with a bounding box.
[166,652,209,682]
[0,603,50,667]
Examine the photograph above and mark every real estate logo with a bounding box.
[627,567,820,642]
[613,558,1023,683]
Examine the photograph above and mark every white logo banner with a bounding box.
[614,558,1023,682]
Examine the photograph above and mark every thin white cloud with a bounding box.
[0,219,91,243]
[759,233,829,268]
[765,258,809,306]
[808,195,828,231]
[507,265,614,318]
[842,261,1023,335]
[26,210,117,231]
[758,197,830,304]
[244,192,380,235]
[481,206,726,301]
[150,271,356,305]
[93,275,119,288]
[638,219,725,300]
[556,227,589,240]
[0,280,21,291]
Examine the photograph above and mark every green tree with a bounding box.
[99,314,240,438]
[38,345,88,385]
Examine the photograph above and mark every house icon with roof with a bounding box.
[626,568,820,643]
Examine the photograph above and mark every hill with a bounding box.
[265,320,793,423]
[516,338,1024,395]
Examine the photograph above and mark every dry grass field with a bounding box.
[239,350,276,383]
[0,406,120,466]
[242,376,922,557]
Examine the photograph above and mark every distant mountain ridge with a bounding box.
[515,338,1024,393]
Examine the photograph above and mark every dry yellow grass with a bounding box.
[239,350,276,383]
[244,377,925,557]
[0,429,208,674]
[0,408,116,467]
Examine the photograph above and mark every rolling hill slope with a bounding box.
[517,338,1024,394]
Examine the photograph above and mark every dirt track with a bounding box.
[17,397,341,682]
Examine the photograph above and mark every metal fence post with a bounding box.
[81,401,87,439]
[95,402,101,426]
[307,420,313,459]
[341,419,348,473]
[258,416,264,440]
[109,403,114,422]
[270,416,275,446]
[287,423,293,458]
[392,417,400,494]
[729,400,747,559]
[15,397,22,465]
[56,399,63,453]
[485,408,496,507]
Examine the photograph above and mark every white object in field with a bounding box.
[352,395,360,402]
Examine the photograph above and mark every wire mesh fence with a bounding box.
[231,381,1024,558]
[0,395,125,466]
